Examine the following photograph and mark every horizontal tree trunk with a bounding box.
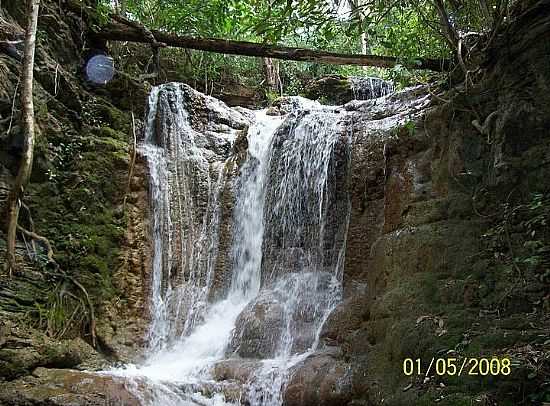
[94,24,451,72]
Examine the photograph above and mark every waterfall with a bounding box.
[229,110,284,301]
[140,84,230,352]
[109,85,352,406]
[244,108,351,405]
[350,76,393,100]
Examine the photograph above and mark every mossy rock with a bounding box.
[90,102,131,134]
[23,119,129,327]
[104,72,151,116]
[92,126,127,141]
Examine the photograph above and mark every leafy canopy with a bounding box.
[103,0,510,91]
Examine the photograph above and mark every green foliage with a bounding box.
[482,193,550,284]
[511,193,550,279]
[30,281,88,340]
[366,1,449,59]
[123,0,240,38]
[403,120,416,136]
[104,0,509,95]
[391,120,417,137]
[95,1,113,26]
[123,0,337,42]
[113,0,367,93]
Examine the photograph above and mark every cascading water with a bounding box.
[140,84,230,353]
[350,76,393,100]
[109,84,353,406]
[229,110,283,302]
[243,107,351,405]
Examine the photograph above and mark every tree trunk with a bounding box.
[347,0,370,54]
[5,0,40,275]
[94,23,451,71]
[262,57,282,94]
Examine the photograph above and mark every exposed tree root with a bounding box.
[20,202,36,251]
[44,268,98,348]
[472,110,499,143]
[16,225,54,262]
[14,211,98,348]
[65,274,97,348]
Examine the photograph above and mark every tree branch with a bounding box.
[93,22,451,71]
[432,0,459,49]
[111,14,164,77]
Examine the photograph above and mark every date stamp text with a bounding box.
[403,357,511,377]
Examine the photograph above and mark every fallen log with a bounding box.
[93,23,451,72]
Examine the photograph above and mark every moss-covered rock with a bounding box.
[330,4,550,405]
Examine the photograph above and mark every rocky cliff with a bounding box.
[319,3,550,404]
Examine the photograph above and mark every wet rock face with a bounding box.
[327,85,495,404]
[153,83,249,146]
[261,110,352,285]
[343,86,434,287]
[125,85,443,405]
[144,83,252,346]
[96,154,153,363]
[322,5,550,405]
[320,296,369,346]
[228,272,342,360]
[212,359,261,383]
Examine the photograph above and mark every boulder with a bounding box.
[0,321,107,381]
[283,352,353,406]
[0,368,141,406]
[228,291,284,359]
[212,358,261,383]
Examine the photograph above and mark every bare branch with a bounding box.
[432,0,459,49]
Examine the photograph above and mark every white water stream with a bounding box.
[107,84,352,406]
